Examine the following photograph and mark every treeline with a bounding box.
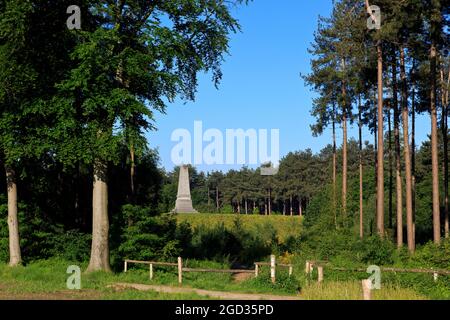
[302,0,449,252]
[0,0,247,270]
[164,134,447,245]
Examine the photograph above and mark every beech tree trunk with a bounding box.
[376,42,385,238]
[86,160,111,273]
[430,41,441,244]
[5,166,21,266]
[400,48,415,252]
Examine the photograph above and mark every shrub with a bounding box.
[116,205,182,264]
[220,205,234,214]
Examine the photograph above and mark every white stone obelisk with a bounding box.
[174,165,197,213]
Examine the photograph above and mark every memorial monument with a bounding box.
[173,165,197,213]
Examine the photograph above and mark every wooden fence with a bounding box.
[304,260,450,300]
[124,258,449,300]
[124,255,293,284]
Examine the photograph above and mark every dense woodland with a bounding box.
[0,0,449,278]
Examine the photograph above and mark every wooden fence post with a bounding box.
[255,263,259,278]
[305,261,312,274]
[149,263,153,280]
[178,257,183,285]
[124,260,127,273]
[318,266,324,283]
[288,265,293,277]
[362,279,372,300]
[270,255,276,284]
[433,272,438,282]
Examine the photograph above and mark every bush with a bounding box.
[48,230,91,262]
[0,195,90,263]
[220,205,234,214]
[352,236,395,265]
[116,205,183,264]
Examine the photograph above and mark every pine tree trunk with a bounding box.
[207,187,210,207]
[374,100,378,219]
[290,196,293,216]
[299,198,303,217]
[430,40,441,244]
[5,166,21,266]
[268,189,272,215]
[86,159,111,273]
[245,198,248,215]
[393,56,403,249]
[376,42,385,238]
[332,103,337,229]
[440,65,449,238]
[400,48,415,252]
[359,97,364,239]
[342,60,348,219]
[130,144,135,202]
[411,78,417,244]
[283,201,286,216]
[388,99,393,229]
[216,186,219,212]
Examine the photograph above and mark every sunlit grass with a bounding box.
[300,281,427,300]
[176,213,303,242]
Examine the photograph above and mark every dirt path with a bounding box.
[110,283,302,300]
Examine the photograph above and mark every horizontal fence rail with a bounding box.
[328,266,450,276]
[182,268,254,274]
[124,255,293,284]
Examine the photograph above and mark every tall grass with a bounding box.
[301,281,427,300]
[176,213,303,242]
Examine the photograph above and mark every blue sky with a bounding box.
[146,0,431,173]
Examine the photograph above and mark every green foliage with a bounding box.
[352,236,396,265]
[184,217,276,265]
[0,194,90,263]
[220,204,234,214]
[117,205,182,264]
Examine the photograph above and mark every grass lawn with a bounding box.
[0,257,429,300]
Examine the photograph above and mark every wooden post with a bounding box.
[362,279,372,300]
[178,257,183,285]
[288,265,293,277]
[124,260,127,273]
[255,263,259,278]
[318,266,324,283]
[149,263,153,280]
[305,261,310,274]
[270,255,276,284]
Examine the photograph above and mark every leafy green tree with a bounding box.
[53,0,247,271]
